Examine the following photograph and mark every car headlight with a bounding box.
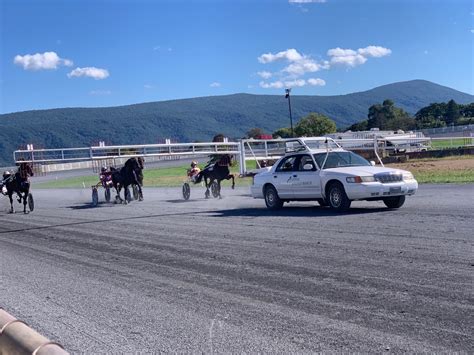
[346,176,376,183]
[403,172,414,180]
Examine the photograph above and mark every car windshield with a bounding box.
[313,151,371,169]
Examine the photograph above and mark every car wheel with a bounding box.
[383,195,405,209]
[327,182,351,211]
[264,185,283,210]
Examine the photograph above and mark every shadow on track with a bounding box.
[68,202,115,210]
[210,206,391,218]
[0,210,210,234]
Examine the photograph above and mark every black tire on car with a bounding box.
[327,182,351,211]
[383,195,405,209]
[264,185,283,210]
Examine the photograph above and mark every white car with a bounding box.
[250,137,418,211]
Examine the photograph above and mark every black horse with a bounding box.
[194,154,235,199]
[111,157,144,204]
[1,162,34,214]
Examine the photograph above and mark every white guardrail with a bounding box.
[13,136,473,176]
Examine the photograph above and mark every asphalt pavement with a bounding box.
[0,184,473,352]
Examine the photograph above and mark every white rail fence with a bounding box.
[13,136,473,176]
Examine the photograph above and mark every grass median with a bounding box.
[34,155,474,189]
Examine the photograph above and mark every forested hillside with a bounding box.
[1,80,472,165]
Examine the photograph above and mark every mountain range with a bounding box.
[0,79,472,166]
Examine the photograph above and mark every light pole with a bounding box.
[285,88,294,137]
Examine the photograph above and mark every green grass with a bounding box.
[35,164,252,189]
[431,138,473,149]
[413,170,474,183]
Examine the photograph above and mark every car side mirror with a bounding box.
[370,160,376,166]
[303,163,314,170]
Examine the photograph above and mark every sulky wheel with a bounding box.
[27,193,35,212]
[182,182,191,200]
[92,187,99,207]
[132,185,139,201]
[125,186,132,203]
[105,187,111,202]
[210,181,220,198]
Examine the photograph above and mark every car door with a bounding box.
[272,155,297,199]
[291,154,322,198]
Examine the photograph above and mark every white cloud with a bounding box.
[257,71,272,79]
[259,81,284,89]
[357,45,392,58]
[144,84,154,89]
[283,58,322,75]
[327,45,391,67]
[210,82,221,87]
[289,0,326,3]
[89,90,111,95]
[258,48,303,64]
[13,51,73,71]
[307,78,326,86]
[284,79,306,87]
[67,67,109,80]
[257,45,390,89]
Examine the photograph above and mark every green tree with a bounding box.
[445,99,460,125]
[212,133,226,142]
[294,113,337,137]
[367,99,415,131]
[272,127,292,138]
[415,102,448,129]
[347,119,368,131]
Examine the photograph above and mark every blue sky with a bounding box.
[1,0,473,113]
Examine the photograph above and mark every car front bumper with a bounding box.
[250,184,264,199]
[345,179,418,200]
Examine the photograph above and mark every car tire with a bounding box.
[327,182,351,211]
[264,185,283,210]
[383,195,405,209]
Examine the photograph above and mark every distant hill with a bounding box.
[0,79,472,165]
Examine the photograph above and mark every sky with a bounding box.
[0,0,473,114]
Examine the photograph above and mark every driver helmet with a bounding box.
[3,171,11,179]
[191,161,198,168]
[101,166,107,173]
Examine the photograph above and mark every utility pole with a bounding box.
[285,88,294,137]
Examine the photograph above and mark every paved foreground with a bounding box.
[0,185,473,352]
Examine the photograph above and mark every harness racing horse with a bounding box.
[1,162,34,214]
[111,157,144,204]
[194,154,235,199]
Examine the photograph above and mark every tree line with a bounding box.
[242,99,474,139]
[347,99,474,132]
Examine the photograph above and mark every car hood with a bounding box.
[324,166,408,176]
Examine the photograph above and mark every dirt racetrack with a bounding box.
[1,185,473,353]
